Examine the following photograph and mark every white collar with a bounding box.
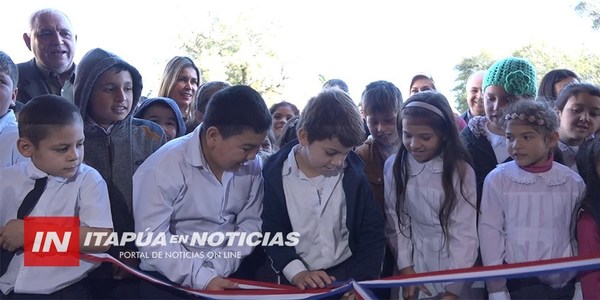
[0,110,17,132]
[407,153,443,176]
[498,161,568,186]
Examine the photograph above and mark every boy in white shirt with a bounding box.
[0,50,27,167]
[0,94,113,298]
[261,88,385,289]
[133,85,271,298]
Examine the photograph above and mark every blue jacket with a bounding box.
[261,140,385,281]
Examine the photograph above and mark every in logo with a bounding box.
[24,217,80,266]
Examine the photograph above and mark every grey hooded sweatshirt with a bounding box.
[74,48,166,216]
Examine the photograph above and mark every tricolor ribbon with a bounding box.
[82,253,600,299]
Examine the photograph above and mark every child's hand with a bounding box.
[441,291,459,300]
[205,277,239,290]
[0,219,25,251]
[292,270,335,290]
[399,266,431,300]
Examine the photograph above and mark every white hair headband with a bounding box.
[402,101,446,119]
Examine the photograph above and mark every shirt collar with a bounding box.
[282,144,302,177]
[407,153,443,176]
[0,110,17,131]
[484,122,505,147]
[35,60,76,83]
[500,161,567,186]
[187,123,210,170]
[24,160,69,183]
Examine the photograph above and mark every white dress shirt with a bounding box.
[479,161,584,295]
[281,145,351,282]
[133,125,263,289]
[0,110,28,168]
[384,154,478,297]
[0,161,113,294]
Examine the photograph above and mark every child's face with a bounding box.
[484,85,514,127]
[554,77,579,96]
[271,105,296,138]
[0,71,17,115]
[505,120,557,167]
[410,79,434,95]
[168,66,198,111]
[19,122,84,178]
[297,130,353,177]
[205,127,265,174]
[89,69,133,128]
[557,93,600,146]
[402,116,441,163]
[366,111,398,146]
[142,104,178,141]
[261,135,273,153]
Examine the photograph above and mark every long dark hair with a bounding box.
[577,137,600,233]
[393,91,474,244]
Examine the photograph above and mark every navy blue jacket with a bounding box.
[261,140,385,281]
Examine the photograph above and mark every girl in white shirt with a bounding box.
[479,100,585,300]
[555,83,600,173]
[384,91,478,300]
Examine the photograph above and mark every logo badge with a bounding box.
[24,217,80,266]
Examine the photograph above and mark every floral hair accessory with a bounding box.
[504,112,545,125]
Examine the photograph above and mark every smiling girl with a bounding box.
[384,91,478,299]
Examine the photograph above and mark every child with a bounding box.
[269,101,299,141]
[73,48,166,298]
[0,50,27,167]
[261,88,385,289]
[384,91,478,299]
[0,94,113,297]
[133,85,271,297]
[555,83,600,172]
[356,80,403,209]
[190,81,230,133]
[576,137,600,299]
[537,69,580,105]
[479,100,584,299]
[134,96,187,141]
[461,57,538,209]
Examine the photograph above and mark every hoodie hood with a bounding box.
[133,97,187,138]
[74,48,143,123]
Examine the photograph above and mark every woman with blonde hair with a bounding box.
[157,56,201,124]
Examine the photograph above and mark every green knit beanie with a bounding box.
[483,57,537,97]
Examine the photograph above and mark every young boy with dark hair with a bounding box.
[74,48,166,298]
[261,88,385,289]
[133,85,272,297]
[134,96,187,141]
[0,50,27,167]
[0,94,113,298]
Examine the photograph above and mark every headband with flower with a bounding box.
[504,112,545,126]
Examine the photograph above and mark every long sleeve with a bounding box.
[133,167,217,289]
[383,155,413,270]
[261,176,301,273]
[350,177,385,280]
[209,175,263,277]
[478,169,507,294]
[444,165,479,295]
[577,210,600,300]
